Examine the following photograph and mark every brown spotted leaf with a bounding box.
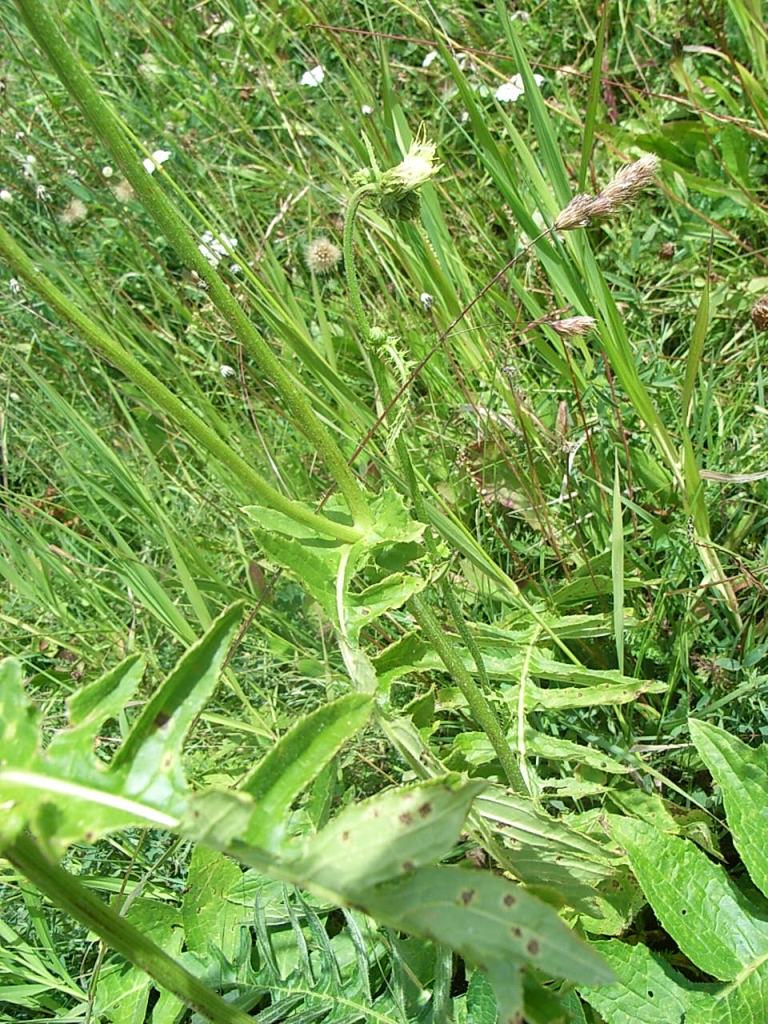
[286,777,486,892]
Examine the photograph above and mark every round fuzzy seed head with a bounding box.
[751,294,768,332]
[305,237,341,274]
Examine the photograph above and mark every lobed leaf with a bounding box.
[241,693,374,848]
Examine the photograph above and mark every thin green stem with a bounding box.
[5,834,255,1024]
[409,595,524,791]
[0,223,360,544]
[14,0,371,529]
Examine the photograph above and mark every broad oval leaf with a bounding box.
[690,718,768,899]
[612,817,768,980]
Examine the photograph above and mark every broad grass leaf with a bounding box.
[612,817,768,980]
[241,693,373,848]
[690,718,768,898]
[289,777,486,892]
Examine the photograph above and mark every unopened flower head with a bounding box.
[59,197,88,226]
[305,236,341,274]
[751,294,768,332]
[102,165,114,178]
[0,189,12,203]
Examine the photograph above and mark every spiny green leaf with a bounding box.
[241,693,374,848]
[690,718,768,898]
[112,602,244,773]
[182,846,246,963]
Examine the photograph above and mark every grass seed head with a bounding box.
[544,315,597,337]
[305,236,341,274]
[554,193,595,231]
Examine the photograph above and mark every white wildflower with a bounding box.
[460,110,469,124]
[422,50,439,68]
[9,391,20,402]
[300,65,325,87]
[9,278,21,294]
[0,189,12,202]
[494,72,544,103]
[102,165,114,178]
[198,229,238,268]
[229,262,242,274]
[219,364,236,378]
[420,292,434,311]
[22,154,36,178]
[361,104,373,116]
[143,148,172,174]
[35,184,50,201]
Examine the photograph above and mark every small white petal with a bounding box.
[361,104,373,115]
[300,65,325,87]
[422,50,439,68]
[494,76,524,103]
[143,149,171,173]
[102,166,114,178]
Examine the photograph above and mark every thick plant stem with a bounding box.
[410,595,523,791]
[0,224,360,544]
[13,0,371,530]
[5,834,255,1024]
[342,185,378,343]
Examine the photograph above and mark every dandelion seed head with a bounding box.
[113,178,135,203]
[59,197,88,226]
[305,236,341,274]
